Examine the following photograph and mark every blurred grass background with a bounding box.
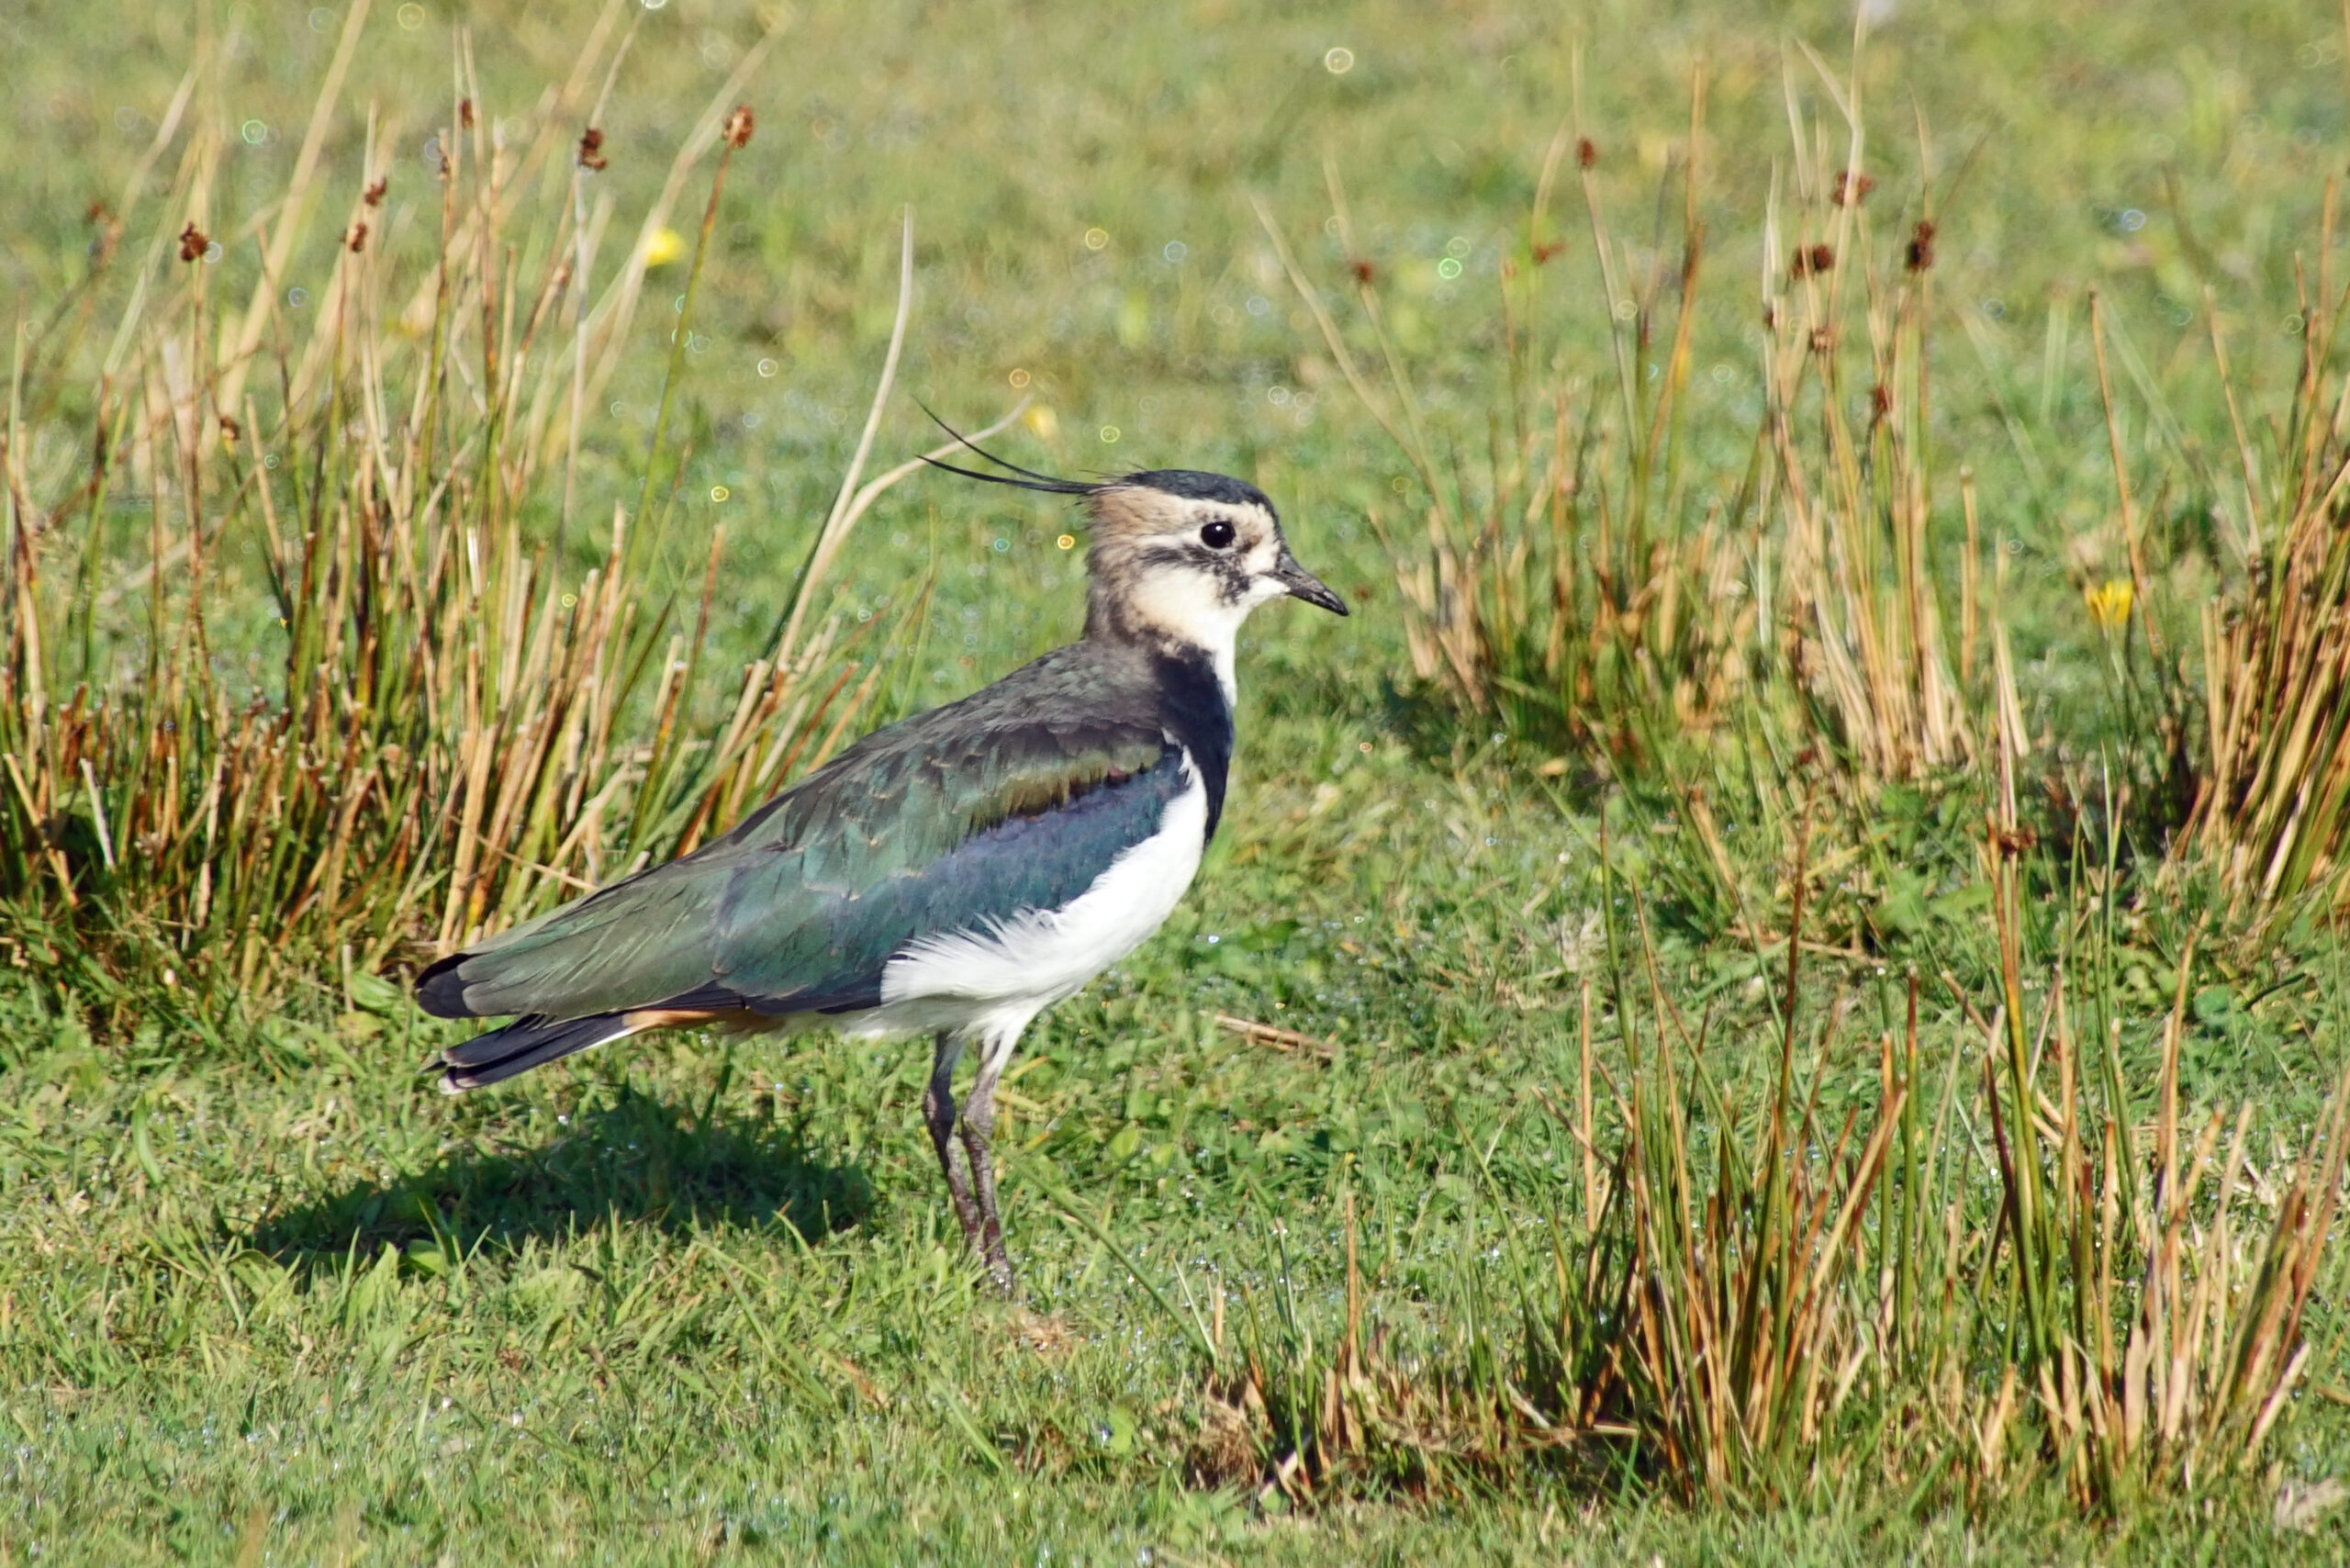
[7,0,2339,678]
[6,0,2350,1561]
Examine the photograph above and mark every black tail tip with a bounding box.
[415,954,473,1019]
[418,1053,469,1093]
[430,1013,630,1092]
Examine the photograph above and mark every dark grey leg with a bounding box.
[923,1033,984,1254]
[958,1034,1017,1295]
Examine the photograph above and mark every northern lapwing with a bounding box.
[414,446,1348,1291]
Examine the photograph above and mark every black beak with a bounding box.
[1271,547,1348,615]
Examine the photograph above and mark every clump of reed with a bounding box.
[1286,38,2350,927]
[1758,70,1978,785]
[1258,87,1756,770]
[0,14,957,1019]
[2179,186,2350,915]
[1194,759,2344,1514]
[1267,55,1996,787]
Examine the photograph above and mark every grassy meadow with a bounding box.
[6,0,2350,1560]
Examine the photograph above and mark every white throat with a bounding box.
[1114,574,1282,706]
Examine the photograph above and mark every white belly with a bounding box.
[844,756,1209,1043]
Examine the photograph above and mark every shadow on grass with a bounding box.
[251,1086,875,1270]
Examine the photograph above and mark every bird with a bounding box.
[413,443,1348,1291]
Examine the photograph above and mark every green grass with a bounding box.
[7,708,2349,1561]
[7,722,2348,1562]
[7,0,2350,1560]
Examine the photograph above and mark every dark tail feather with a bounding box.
[435,1013,636,1092]
[415,952,475,1018]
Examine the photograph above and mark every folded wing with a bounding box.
[416,691,1180,1026]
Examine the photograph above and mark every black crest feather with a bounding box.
[915,406,1273,518]
[915,401,1094,496]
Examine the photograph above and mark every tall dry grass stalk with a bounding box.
[0,18,975,1011]
[1760,50,1975,782]
[2179,184,2350,914]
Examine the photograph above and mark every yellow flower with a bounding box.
[641,226,687,268]
[2083,577,2132,631]
[1023,404,1058,440]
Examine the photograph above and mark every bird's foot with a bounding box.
[979,1238,1015,1298]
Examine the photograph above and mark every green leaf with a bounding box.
[348,971,412,1018]
[1235,919,1300,953]
[1874,870,1932,936]
[1929,882,1992,922]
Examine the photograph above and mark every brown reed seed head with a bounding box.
[577,127,609,172]
[722,105,755,151]
[345,222,368,253]
[364,176,387,207]
[459,97,476,130]
[1349,257,1376,285]
[177,222,209,263]
[1576,137,1597,169]
[218,414,241,446]
[1532,241,1563,265]
[1907,219,1937,271]
[1869,383,1892,421]
[1790,243,1834,278]
[1832,169,1875,207]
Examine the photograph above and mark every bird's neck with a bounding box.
[1111,634,1237,845]
[1086,586,1243,708]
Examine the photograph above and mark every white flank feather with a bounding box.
[855,749,1210,1040]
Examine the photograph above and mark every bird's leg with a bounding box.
[923,1033,985,1256]
[958,1033,1018,1295]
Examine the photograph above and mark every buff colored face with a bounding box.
[1112,494,1287,629]
[1086,484,1346,656]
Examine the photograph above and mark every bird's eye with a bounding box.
[1200,519,1237,549]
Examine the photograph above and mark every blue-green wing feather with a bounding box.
[419,645,1181,1022]
[710,745,1187,1011]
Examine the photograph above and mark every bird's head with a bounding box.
[923,430,1348,692]
[1078,468,1347,647]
